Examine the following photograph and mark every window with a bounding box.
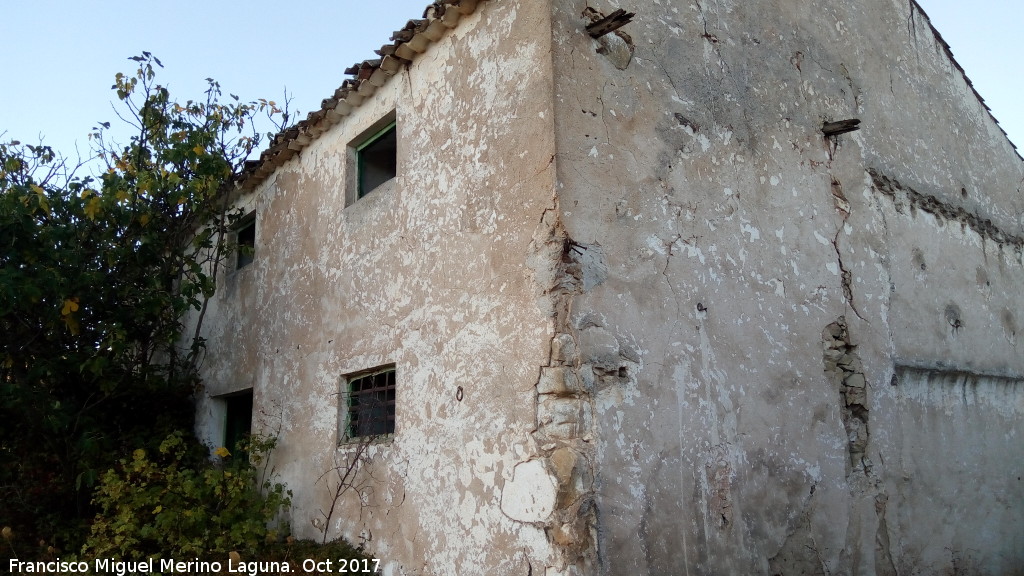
[223,390,253,457]
[350,115,397,203]
[235,213,256,269]
[340,365,396,442]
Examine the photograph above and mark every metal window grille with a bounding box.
[341,366,396,441]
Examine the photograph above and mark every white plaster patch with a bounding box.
[500,459,557,523]
[740,220,761,241]
[697,133,712,152]
[646,235,667,255]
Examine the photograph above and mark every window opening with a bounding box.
[341,365,396,441]
[223,390,253,457]
[235,213,256,269]
[356,121,397,199]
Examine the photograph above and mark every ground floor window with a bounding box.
[340,365,395,442]
[223,390,253,456]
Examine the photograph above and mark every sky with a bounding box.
[1,0,1021,164]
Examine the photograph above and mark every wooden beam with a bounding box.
[822,119,861,137]
[586,9,635,38]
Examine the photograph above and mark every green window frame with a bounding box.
[355,120,397,199]
[339,365,396,442]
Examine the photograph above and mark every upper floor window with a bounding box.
[350,114,397,204]
[234,213,256,269]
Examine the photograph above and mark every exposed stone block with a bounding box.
[538,366,581,395]
[538,397,591,440]
[844,385,867,407]
[844,373,866,388]
[550,333,577,365]
[578,326,620,370]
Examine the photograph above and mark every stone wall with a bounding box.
[191,1,577,573]
[549,0,1023,573]
[189,0,1023,573]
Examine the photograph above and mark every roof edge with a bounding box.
[235,0,488,191]
[909,0,1021,161]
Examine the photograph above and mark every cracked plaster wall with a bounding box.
[191,1,577,574]
[550,0,1023,574]
[188,0,1024,573]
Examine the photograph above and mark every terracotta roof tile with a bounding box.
[236,0,1018,192]
[236,0,488,191]
[909,1,1020,159]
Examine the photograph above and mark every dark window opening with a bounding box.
[235,214,256,269]
[356,122,397,199]
[342,365,396,441]
[224,390,253,458]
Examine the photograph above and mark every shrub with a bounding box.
[82,432,290,560]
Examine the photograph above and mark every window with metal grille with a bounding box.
[340,365,396,441]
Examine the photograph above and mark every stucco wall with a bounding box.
[549,0,1023,574]
[188,0,1024,573]
[191,1,571,574]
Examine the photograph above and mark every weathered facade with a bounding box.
[190,1,1023,574]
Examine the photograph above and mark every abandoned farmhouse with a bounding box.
[187,0,1024,574]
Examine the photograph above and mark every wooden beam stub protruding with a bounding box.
[586,8,635,38]
[822,119,861,137]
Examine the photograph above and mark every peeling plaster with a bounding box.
[188,0,1024,573]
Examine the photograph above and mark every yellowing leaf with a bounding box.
[152,505,163,514]
[84,196,101,220]
[192,145,205,155]
[62,314,80,336]
[213,446,230,458]
[115,189,130,202]
[61,298,80,315]
[61,298,81,335]
[29,184,50,215]
[139,213,151,226]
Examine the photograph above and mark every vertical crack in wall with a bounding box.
[767,483,830,576]
[874,492,898,576]
[525,206,605,573]
[822,317,869,474]
[829,177,866,321]
[822,318,897,571]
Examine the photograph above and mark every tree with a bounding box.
[0,53,283,552]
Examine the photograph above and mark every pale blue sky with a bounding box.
[1,1,1020,161]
